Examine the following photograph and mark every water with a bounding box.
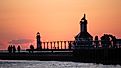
[0,60,120,68]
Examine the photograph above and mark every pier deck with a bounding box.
[0,48,121,65]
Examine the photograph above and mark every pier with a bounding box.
[1,14,121,65]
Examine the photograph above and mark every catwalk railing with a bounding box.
[40,40,121,50]
[7,40,121,52]
[41,41,74,50]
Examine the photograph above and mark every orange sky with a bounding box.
[0,0,121,49]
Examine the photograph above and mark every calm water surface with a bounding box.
[0,60,120,68]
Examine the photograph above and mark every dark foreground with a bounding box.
[0,48,121,65]
[1,60,120,68]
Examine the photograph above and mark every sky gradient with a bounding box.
[0,0,121,49]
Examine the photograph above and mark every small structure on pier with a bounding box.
[100,34,116,48]
[74,14,93,48]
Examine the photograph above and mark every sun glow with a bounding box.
[0,0,121,49]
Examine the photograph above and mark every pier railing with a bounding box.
[40,40,121,50]
[41,41,74,50]
[6,40,121,52]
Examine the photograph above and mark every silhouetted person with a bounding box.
[12,45,16,53]
[8,45,12,53]
[30,44,34,53]
[17,45,21,53]
[10,45,12,53]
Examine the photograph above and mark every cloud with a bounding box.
[8,39,34,44]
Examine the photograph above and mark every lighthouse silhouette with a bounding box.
[36,32,42,49]
[75,14,93,47]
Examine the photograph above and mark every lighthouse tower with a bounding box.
[36,32,42,49]
[80,14,87,32]
[75,14,93,48]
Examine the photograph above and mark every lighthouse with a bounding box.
[36,32,42,49]
[75,14,93,48]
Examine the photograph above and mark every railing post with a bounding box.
[57,41,59,49]
[60,41,63,49]
[50,42,52,49]
[54,41,56,49]
[47,42,49,49]
[64,41,66,49]
[43,42,45,49]
[68,41,70,49]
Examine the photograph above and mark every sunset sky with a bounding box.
[0,0,121,49]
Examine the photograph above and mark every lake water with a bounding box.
[0,60,120,68]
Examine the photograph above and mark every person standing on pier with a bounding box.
[8,45,11,53]
[8,45,12,53]
[17,45,21,53]
[12,45,16,53]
